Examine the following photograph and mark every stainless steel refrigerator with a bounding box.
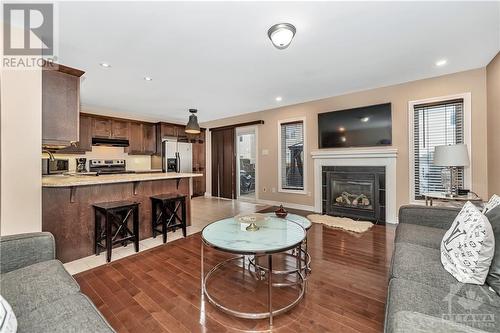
[161,139,192,173]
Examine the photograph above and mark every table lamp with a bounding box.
[433,144,469,197]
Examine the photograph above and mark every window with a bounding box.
[279,119,305,192]
[412,99,464,200]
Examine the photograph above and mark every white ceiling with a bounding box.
[57,1,500,123]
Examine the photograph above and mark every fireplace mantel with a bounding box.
[311,147,398,224]
[311,147,398,159]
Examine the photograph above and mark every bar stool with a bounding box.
[93,201,140,263]
[150,194,187,244]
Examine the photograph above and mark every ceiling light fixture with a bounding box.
[268,23,296,50]
[435,59,448,67]
[338,127,345,132]
[144,76,153,81]
[185,109,201,134]
[275,96,283,102]
[360,117,370,123]
[99,62,111,68]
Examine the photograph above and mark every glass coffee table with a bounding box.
[201,214,306,326]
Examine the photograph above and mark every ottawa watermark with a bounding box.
[442,282,497,330]
[2,2,58,69]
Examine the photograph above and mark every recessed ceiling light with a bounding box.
[360,116,370,123]
[435,59,448,67]
[100,62,111,68]
[268,23,296,50]
[144,76,153,81]
[275,96,283,102]
[340,136,347,142]
[338,127,345,132]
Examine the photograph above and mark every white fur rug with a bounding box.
[307,214,373,233]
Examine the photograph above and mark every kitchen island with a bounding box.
[42,172,202,263]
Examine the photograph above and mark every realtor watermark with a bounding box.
[2,2,58,69]
[442,283,496,330]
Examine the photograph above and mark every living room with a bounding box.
[1,1,500,332]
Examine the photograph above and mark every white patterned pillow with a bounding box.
[0,295,17,333]
[483,194,500,214]
[441,201,495,284]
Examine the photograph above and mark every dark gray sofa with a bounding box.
[385,205,500,333]
[0,232,115,333]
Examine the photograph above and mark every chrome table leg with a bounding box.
[268,254,273,327]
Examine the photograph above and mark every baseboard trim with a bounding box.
[256,199,316,213]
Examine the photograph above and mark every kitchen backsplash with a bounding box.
[48,146,152,172]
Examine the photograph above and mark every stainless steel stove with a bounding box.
[88,159,135,175]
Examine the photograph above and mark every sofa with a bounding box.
[0,232,115,333]
[385,205,500,333]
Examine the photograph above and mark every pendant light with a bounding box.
[185,108,201,134]
[268,23,296,49]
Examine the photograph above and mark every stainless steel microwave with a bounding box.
[42,158,69,175]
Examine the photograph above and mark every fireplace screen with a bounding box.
[331,180,374,210]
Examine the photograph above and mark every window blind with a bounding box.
[413,99,464,200]
[280,121,304,190]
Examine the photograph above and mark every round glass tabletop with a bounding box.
[263,213,312,230]
[202,215,306,254]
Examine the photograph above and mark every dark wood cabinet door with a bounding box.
[142,123,156,154]
[128,122,143,154]
[42,70,80,146]
[111,120,129,139]
[78,115,92,151]
[162,124,176,137]
[92,118,111,138]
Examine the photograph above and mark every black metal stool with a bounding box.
[150,194,187,244]
[93,201,140,263]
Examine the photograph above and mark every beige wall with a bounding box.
[203,68,489,211]
[1,68,43,235]
[487,52,500,196]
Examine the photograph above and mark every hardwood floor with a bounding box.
[75,209,395,333]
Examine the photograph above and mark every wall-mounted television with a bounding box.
[318,103,392,148]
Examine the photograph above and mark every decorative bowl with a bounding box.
[275,205,288,218]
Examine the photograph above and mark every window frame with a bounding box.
[277,117,307,195]
[408,93,472,204]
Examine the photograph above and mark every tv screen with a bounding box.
[318,103,392,148]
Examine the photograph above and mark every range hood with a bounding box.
[92,137,129,147]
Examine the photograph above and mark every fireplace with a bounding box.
[322,166,386,223]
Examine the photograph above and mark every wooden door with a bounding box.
[128,122,143,154]
[142,123,156,154]
[92,118,111,138]
[78,115,92,151]
[211,128,236,199]
[42,70,80,146]
[111,120,129,139]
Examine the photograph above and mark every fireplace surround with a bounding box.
[312,148,398,224]
[323,166,386,223]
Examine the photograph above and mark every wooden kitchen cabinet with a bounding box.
[143,123,156,154]
[42,64,85,148]
[128,122,143,153]
[57,114,92,153]
[128,122,156,155]
[92,118,112,138]
[111,119,129,139]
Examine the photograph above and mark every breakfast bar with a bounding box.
[42,172,202,263]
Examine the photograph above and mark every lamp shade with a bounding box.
[434,144,470,167]
[185,109,200,134]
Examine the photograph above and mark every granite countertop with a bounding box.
[42,172,203,187]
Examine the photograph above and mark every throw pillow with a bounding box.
[486,204,500,295]
[441,201,495,284]
[0,295,17,333]
[483,194,500,214]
